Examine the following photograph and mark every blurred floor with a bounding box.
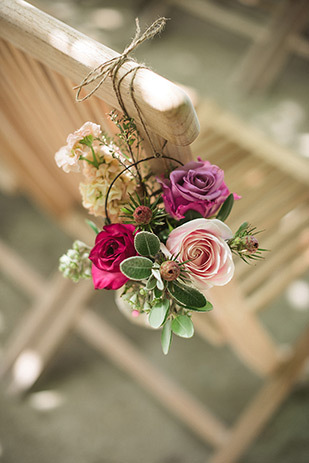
[1,1,309,462]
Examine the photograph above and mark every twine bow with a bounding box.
[74,17,168,103]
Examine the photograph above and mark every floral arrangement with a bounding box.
[56,114,264,354]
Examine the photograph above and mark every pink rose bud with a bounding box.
[133,206,153,225]
[132,310,140,318]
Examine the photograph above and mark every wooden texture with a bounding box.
[1,1,308,460]
[77,309,228,447]
[193,100,309,320]
[0,0,199,146]
[233,0,309,92]
[210,328,309,463]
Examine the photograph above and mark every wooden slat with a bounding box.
[207,280,281,375]
[77,309,229,448]
[0,0,199,147]
[210,328,309,463]
[195,101,309,185]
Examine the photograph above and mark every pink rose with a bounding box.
[157,157,240,220]
[89,223,137,290]
[166,218,234,290]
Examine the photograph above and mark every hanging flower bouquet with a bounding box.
[56,114,265,354]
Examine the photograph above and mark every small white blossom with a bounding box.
[55,145,80,173]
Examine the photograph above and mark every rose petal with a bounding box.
[92,265,128,290]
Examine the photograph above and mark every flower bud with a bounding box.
[133,206,153,225]
[244,235,259,254]
[59,240,91,282]
[160,261,181,281]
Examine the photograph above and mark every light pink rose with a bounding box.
[166,218,234,290]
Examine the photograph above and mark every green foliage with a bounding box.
[85,219,100,235]
[149,299,170,329]
[161,319,172,355]
[145,276,157,290]
[154,287,163,298]
[216,193,234,222]
[228,222,268,264]
[134,231,160,256]
[171,315,194,338]
[167,281,206,308]
[179,209,203,225]
[184,301,213,312]
[120,192,167,232]
[120,256,153,280]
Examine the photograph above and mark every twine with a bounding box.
[74,17,182,224]
[74,17,168,104]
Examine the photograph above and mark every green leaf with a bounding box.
[85,219,100,235]
[151,268,164,291]
[120,256,153,280]
[216,193,234,222]
[149,300,170,329]
[179,209,203,225]
[134,232,160,256]
[146,276,157,290]
[154,287,163,298]
[184,301,213,312]
[161,319,172,355]
[167,281,206,308]
[171,315,194,338]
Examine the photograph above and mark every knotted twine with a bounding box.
[74,17,167,106]
[74,17,184,223]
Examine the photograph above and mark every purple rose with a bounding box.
[89,223,137,290]
[157,157,239,220]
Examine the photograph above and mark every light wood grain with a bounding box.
[0,0,199,146]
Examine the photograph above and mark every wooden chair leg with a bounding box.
[76,309,229,448]
[0,271,71,379]
[7,280,93,393]
[208,280,282,376]
[209,328,309,463]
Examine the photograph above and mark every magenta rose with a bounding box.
[89,223,137,290]
[166,218,234,291]
[157,157,239,220]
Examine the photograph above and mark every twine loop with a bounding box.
[74,17,168,103]
[74,17,180,224]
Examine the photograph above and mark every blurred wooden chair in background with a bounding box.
[0,2,308,462]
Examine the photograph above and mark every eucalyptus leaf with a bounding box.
[171,315,194,338]
[154,287,163,298]
[161,319,172,355]
[216,193,234,222]
[120,256,153,280]
[149,300,170,329]
[156,278,164,291]
[134,232,160,256]
[152,268,164,291]
[167,281,206,308]
[146,276,157,290]
[184,301,213,312]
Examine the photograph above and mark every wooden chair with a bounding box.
[0,2,308,462]
[166,0,309,92]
